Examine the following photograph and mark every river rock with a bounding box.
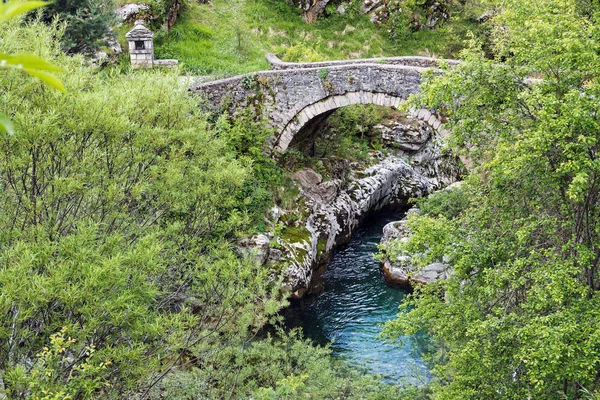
[382,259,448,286]
[380,215,449,287]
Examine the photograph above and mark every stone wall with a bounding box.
[190,55,459,153]
[265,53,459,70]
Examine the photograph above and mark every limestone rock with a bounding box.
[363,0,385,14]
[238,234,270,265]
[105,30,123,55]
[380,207,451,287]
[116,3,150,22]
[425,1,450,29]
[268,248,284,263]
[382,259,448,286]
[381,220,402,243]
[375,121,432,152]
[286,0,330,23]
[363,0,386,23]
[293,169,340,204]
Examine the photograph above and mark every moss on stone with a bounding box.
[281,225,311,244]
[316,236,327,255]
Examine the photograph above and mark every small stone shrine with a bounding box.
[126,20,178,68]
[126,20,154,68]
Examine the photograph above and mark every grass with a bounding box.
[150,0,486,76]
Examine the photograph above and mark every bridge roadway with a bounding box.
[189,54,457,153]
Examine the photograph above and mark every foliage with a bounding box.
[319,67,329,79]
[0,1,65,135]
[412,184,469,219]
[214,111,288,229]
[148,329,422,399]
[7,328,111,399]
[383,0,600,398]
[39,0,115,53]
[0,18,289,398]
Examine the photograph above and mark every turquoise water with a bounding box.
[284,211,430,384]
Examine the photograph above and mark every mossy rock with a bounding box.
[280,225,311,244]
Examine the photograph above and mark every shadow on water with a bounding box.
[283,207,430,385]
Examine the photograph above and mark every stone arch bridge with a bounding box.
[190,54,457,153]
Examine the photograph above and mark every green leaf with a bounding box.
[0,53,66,92]
[0,1,51,22]
[0,112,15,135]
[25,69,66,92]
[0,53,65,73]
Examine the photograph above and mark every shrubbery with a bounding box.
[39,0,115,53]
[383,0,600,397]
[0,17,283,398]
[0,16,424,399]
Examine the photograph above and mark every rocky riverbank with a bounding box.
[238,112,461,298]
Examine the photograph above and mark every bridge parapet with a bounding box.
[265,53,459,70]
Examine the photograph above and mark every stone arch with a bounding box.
[275,91,405,153]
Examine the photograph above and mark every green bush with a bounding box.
[0,18,285,398]
[39,0,115,53]
[383,0,600,397]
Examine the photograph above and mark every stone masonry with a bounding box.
[126,20,154,68]
[190,54,458,153]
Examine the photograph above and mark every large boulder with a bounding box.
[115,3,150,22]
[292,169,339,204]
[375,120,432,152]
[237,234,271,265]
[380,215,449,287]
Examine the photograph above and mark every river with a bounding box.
[284,209,430,384]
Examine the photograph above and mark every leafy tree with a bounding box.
[40,0,115,53]
[0,17,288,398]
[382,0,600,398]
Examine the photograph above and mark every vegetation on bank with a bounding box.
[381,0,600,397]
